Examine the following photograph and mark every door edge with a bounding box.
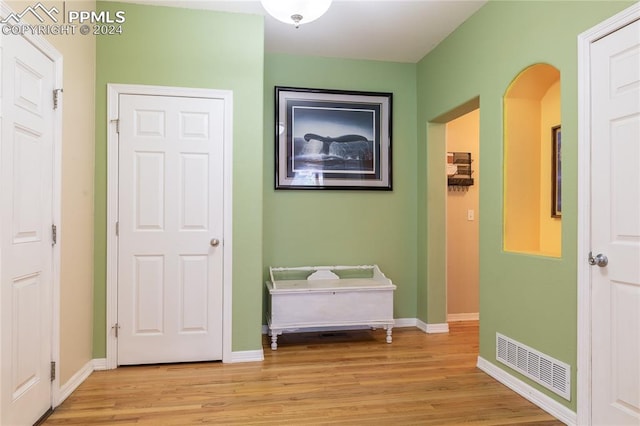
[0,0,64,412]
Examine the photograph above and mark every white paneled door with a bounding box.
[590,18,640,426]
[117,94,224,364]
[0,31,55,425]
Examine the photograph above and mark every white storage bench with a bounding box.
[265,265,396,350]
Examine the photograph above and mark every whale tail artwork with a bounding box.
[303,133,369,154]
[303,133,368,143]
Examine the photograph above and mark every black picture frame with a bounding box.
[274,86,392,190]
[552,125,561,217]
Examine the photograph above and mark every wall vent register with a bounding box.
[496,333,571,400]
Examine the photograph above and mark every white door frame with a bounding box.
[0,0,63,408]
[106,84,233,368]
[576,4,640,425]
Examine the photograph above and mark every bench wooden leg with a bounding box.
[270,331,281,350]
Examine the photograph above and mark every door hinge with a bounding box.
[111,119,120,134]
[50,361,56,381]
[52,224,57,246]
[112,323,120,338]
[53,89,63,110]
[115,221,119,236]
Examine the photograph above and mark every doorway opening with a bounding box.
[424,97,480,336]
[445,109,479,323]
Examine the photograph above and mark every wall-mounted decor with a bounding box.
[552,125,561,217]
[274,86,392,190]
[447,151,473,191]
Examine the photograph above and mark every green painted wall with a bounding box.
[88,3,634,409]
[416,0,633,409]
[93,2,264,355]
[263,54,418,319]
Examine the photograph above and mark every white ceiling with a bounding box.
[115,0,487,63]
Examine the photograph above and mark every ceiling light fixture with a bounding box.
[260,0,332,29]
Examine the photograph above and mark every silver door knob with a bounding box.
[588,252,608,267]
[210,238,220,247]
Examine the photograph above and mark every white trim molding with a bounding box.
[105,84,234,367]
[55,360,94,406]
[231,350,265,363]
[477,357,576,426]
[393,318,419,328]
[92,358,108,371]
[576,4,640,425]
[416,320,449,334]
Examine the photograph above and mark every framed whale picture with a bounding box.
[274,86,392,190]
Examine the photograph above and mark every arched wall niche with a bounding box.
[504,63,561,257]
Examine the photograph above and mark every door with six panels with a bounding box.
[117,94,224,364]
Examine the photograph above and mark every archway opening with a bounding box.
[504,63,561,257]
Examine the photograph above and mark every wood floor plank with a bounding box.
[45,322,564,425]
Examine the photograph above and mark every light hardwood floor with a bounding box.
[45,322,563,425]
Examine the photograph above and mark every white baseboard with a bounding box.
[55,359,95,407]
[393,318,417,327]
[92,358,108,371]
[416,319,449,334]
[426,323,449,333]
[231,350,264,363]
[261,318,450,334]
[447,312,479,322]
[261,318,419,335]
[477,356,576,426]
[96,353,263,365]
[261,324,371,334]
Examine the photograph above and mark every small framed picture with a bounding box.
[274,86,392,190]
[552,125,561,217]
